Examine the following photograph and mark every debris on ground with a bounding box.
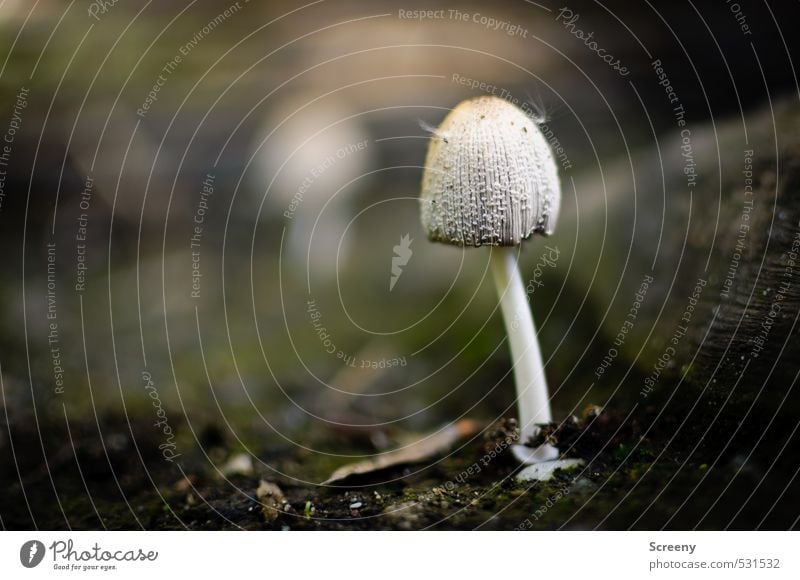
[220,452,254,477]
[516,458,585,482]
[256,480,285,523]
[324,419,481,484]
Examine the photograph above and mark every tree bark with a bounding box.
[551,97,800,407]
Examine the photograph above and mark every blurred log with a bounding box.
[554,97,800,406]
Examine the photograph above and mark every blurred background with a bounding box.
[1,0,799,529]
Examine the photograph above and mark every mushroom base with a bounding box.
[511,442,560,464]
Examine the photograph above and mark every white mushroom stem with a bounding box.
[490,246,559,464]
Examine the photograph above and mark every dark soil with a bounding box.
[3,385,798,530]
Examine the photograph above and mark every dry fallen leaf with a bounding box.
[323,419,481,484]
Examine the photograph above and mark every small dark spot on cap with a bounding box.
[523,126,528,133]
[480,115,485,119]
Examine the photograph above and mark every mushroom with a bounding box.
[420,96,562,464]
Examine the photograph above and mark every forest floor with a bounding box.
[3,390,797,530]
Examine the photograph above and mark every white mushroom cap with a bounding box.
[420,96,561,246]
